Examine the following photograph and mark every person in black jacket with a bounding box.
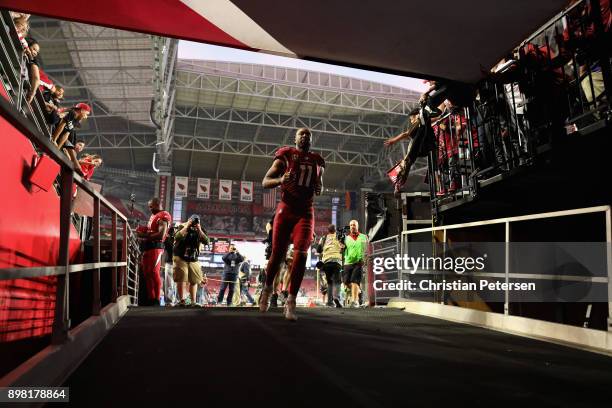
[217,244,244,306]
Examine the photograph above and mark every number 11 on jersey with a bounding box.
[298,164,313,186]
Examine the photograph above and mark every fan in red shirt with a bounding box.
[72,154,102,198]
[137,197,172,306]
[259,127,325,321]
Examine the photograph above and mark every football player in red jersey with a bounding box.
[259,127,325,321]
[137,197,172,306]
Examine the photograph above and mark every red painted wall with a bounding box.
[0,81,9,101]
[0,115,81,342]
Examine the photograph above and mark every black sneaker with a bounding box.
[270,293,278,308]
[333,298,342,308]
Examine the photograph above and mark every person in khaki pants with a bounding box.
[173,214,209,307]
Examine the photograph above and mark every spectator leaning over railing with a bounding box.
[24,37,41,104]
[52,103,91,174]
[74,139,86,156]
[384,92,441,195]
[72,154,102,198]
[13,15,30,57]
[563,0,611,105]
[42,84,64,126]
[433,114,450,197]
[79,154,102,179]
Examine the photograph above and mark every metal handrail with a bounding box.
[369,234,400,304]
[0,262,127,281]
[521,0,586,47]
[403,204,610,235]
[0,85,141,344]
[398,205,612,324]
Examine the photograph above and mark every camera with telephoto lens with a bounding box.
[189,214,200,226]
[336,226,350,243]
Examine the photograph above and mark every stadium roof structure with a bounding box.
[14,0,572,191]
[29,16,424,190]
[170,60,422,189]
[29,17,166,173]
[5,0,568,83]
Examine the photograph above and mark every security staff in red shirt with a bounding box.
[137,197,172,306]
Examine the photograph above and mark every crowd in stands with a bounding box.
[8,11,103,197]
[386,0,610,199]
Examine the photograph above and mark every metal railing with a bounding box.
[0,10,53,140]
[369,235,400,305]
[0,94,140,344]
[427,108,478,203]
[428,0,610,212]
[399,205,612,329]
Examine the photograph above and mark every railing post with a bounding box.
[123,223,128,297]
[605,208,611,332]
[505,221,510,316]
[111,212,118,302]
[92,197,101,315]
[441,228,447,304]
[400,234,406,301]
[51,170,73,345]
[396,236,402,298]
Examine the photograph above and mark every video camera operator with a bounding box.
[173,214,209,307]
[315,224,344,307]
[217,244,244,306]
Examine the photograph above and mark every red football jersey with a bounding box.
[275,146,325,209]
[79,161,96,181]
[147,211,172,242]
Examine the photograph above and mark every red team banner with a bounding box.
[219,180,232,200]
[174,176,188,199]
[197,178,211,199]
[240,181,253,202]
[158,175,168,209]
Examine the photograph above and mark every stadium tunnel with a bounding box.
[1,0,612,406]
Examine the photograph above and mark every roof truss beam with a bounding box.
[176,71,417,116]
[174,106,399,140]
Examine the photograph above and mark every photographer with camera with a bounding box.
[173,214,210,307]
[316,224,344,307]
[217,244,244,306]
